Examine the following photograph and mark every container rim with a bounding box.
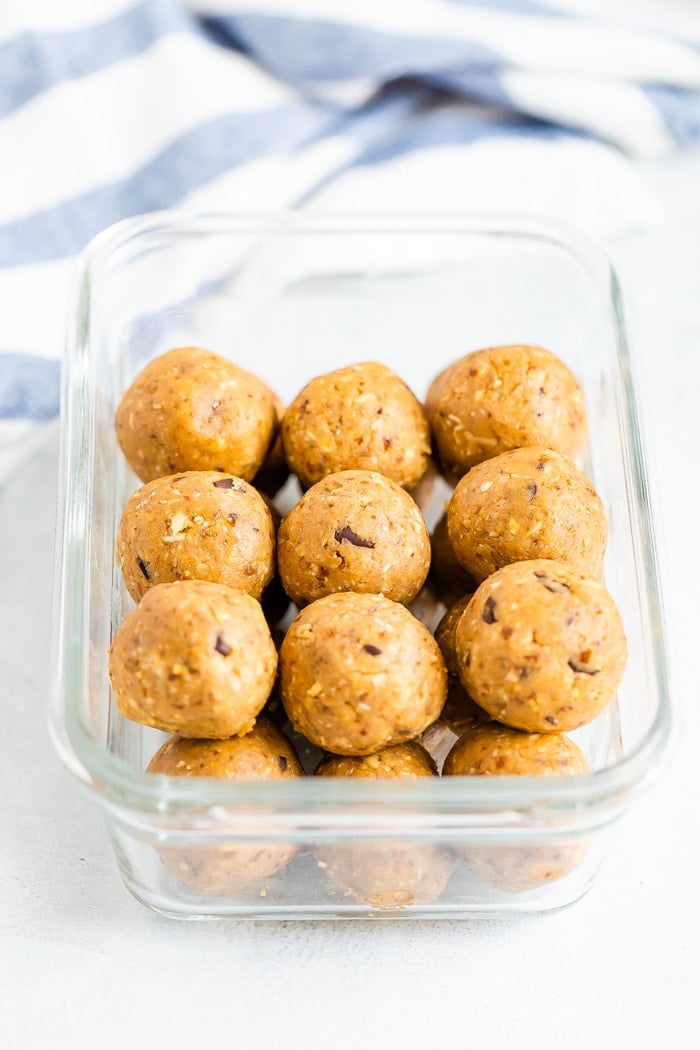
[49,209,673,826]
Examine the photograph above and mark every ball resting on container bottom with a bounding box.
[146,720,303,896]
[314,742,452,908]
[459,841,587,895]
[316,841,454,911]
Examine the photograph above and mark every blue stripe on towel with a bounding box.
[0,0,193,119]
[644,85,700,146]
[0,103,333,268]
[202,14,500,84]
[447,0,561,14]
[0,353,60,420]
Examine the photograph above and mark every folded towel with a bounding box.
[2,0,700,479]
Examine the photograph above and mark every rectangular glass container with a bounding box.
[50,213,671,919]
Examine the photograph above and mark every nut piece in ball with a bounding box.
[109,580,278,738]
[455,560,627,733]
[147,720,303,895]
[430,345,587,477]
[115,346,277,483]
[447,446,607,583]
[315,742,452,909]
[282,362,431,490]
[117,471,275,602]
[278,470,431,606]
[280,592,447,756]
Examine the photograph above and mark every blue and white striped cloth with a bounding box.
[3,0,700,480]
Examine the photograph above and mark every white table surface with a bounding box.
[1,152,699,1049]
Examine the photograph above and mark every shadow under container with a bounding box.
[50,212,671,919]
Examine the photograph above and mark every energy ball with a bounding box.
[455,560,627,733]
[464,840,587,895]
[434,596,490,734]
[434,594,475,677]
[424,363,454,425]
[315,741,437,778]
[447,446,607,583]
[430,345,587,477]
[116,346,277,483]
[442,722,588,777]
[443,722,587,894]
[147,720,303,896]
[277,470,431,606]
[117,471,275,602]
[430,514,477,607]
[254,394,290,497]
[315,741,452,909]
[282,362,431,490]
[280,592,447,756]
[109,580,278,738]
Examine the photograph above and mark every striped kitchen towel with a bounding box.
[2,0,700,480]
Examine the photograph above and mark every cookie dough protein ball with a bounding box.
[434,596,490,736]
[443,723,588,893]
[277,470,431,606]
[117,471,275,602]
[429,513,477,607]
[455,560,627,733]
[147,720,303,896]
[109,581,278,738]
[254,394,290,497]
[315,741,437,778]
[315,742,452,909]
[447,446,607,583]
[443,722,588,777]
[280,592,447,756]
[430,345,587,477]
[282,362,431,490]
[115,346,277,483]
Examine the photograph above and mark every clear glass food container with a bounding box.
[50,213,671,919]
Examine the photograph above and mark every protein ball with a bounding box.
[109,580,278,738]
[282,362,431,490]
[434,597,490,735]
[447,446,607,583]
[443,722,588,894]
[443,722,588,777]
[315,742,452,909]
[254,394,290,497]
[147,720,303,896]
[277,470,431,606]
[315,741,437,778]
[455,560,627,733]
[115,346,276,483]
[117,471,275,602]
[430,345,587,476]
[429,513,477,607]
[280,592,447,756]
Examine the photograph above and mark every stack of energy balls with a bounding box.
[110,344,626,903]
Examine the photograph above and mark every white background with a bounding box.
[1,150,699,1047]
